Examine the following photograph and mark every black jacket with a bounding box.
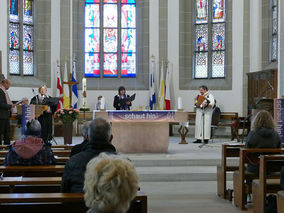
[61,142,116,193]
[245,128,281,149]
[0,89,12,119]
[245,127,281,174]
[113,95,132,110]
[70,139,89,157]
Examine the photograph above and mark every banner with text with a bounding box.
[108,111,175,122]
[274,99,284,144]
[21,105,35,135]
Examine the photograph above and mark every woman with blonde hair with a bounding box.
[84,153,138,213]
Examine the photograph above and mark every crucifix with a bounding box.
[63,73,79,107]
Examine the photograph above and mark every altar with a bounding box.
[94,110,188,153]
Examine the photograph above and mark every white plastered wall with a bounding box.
[168,0,245,116]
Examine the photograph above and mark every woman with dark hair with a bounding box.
[113,86,132,110]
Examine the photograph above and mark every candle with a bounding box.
[178,97,183,109]
[100,97,105,110]
[82,77,87,92]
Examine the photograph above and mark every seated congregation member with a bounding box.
[113,86,132,110]
[245,110,281,174]
[61,117,116,193]
[4,119,56,166]
[84,153,138,213]
[70,121,90,157]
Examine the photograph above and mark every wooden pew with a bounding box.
[0,156,69,165]
[217,143,244,200]
[277,191,284,213]
[187,112,240,141]
[0,150,71,158]
[252,155,284,213]
[0,177,62,193]
[0,192,147,213]
[0,165,65,177]
[233,148,284,210]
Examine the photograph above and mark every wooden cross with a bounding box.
[63,73,79,107]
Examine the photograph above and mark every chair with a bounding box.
[211,107,221,142]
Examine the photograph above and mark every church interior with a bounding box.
[0,0,284,212]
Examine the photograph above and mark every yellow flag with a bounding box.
[63,62,70,108]
[158,62,165,110]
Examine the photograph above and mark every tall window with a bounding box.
[85,0,136,78]
[194,0,226,79]
[9,0,34,76]
[270,0,278,62]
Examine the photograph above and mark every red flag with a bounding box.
[165,63,171,110]
[56,62,63,110]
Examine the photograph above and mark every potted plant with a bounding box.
[55,108,80,144]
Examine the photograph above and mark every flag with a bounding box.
[71,58,78,109]
[63,61,70,108]
[56,62,63,110]
[158,61,165,110]
[165,62,171,110]
[149,58,156,110]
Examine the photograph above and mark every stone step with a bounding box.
[130,158,238,167]
[135,166,234,182]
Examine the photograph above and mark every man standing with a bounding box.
[193,85,215,144]
[0,76,15,145]
[61,117,116,193]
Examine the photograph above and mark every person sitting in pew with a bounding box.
[61,117,117,193]
[84,153,138,213]
[70,121,90,157]
[4,119,56,166]
[245,110,281,175]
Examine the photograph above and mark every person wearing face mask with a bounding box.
[193,85,215,144]
[30,85,56,143]
[113,86,132,110]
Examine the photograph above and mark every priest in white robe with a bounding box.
[193,85,215,144]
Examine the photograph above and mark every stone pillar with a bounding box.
[250,0,262,72]
[278,0,284,97]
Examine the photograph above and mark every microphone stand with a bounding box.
[199,105,206,148]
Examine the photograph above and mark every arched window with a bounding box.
[194,0,226,79]
[9,0,34,76]
[85,0,136,78]
[270,0,278,62]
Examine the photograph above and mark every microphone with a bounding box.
[267,81,274,91]
[32,88,36,96]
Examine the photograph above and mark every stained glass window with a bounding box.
[23,51,33,75]
[10,0,19,22]
[212,0,225,23]
[195,25,208,52]
[9,50,20,75]
[85,0,137,78]
[8,0,34,76]
[270,0,278,61]
[193,0,226,79]
[196,0,208,24]
[23,0,33,24]
[9,23,20,50]
[212,23,225,51]
[195,52,208,78]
